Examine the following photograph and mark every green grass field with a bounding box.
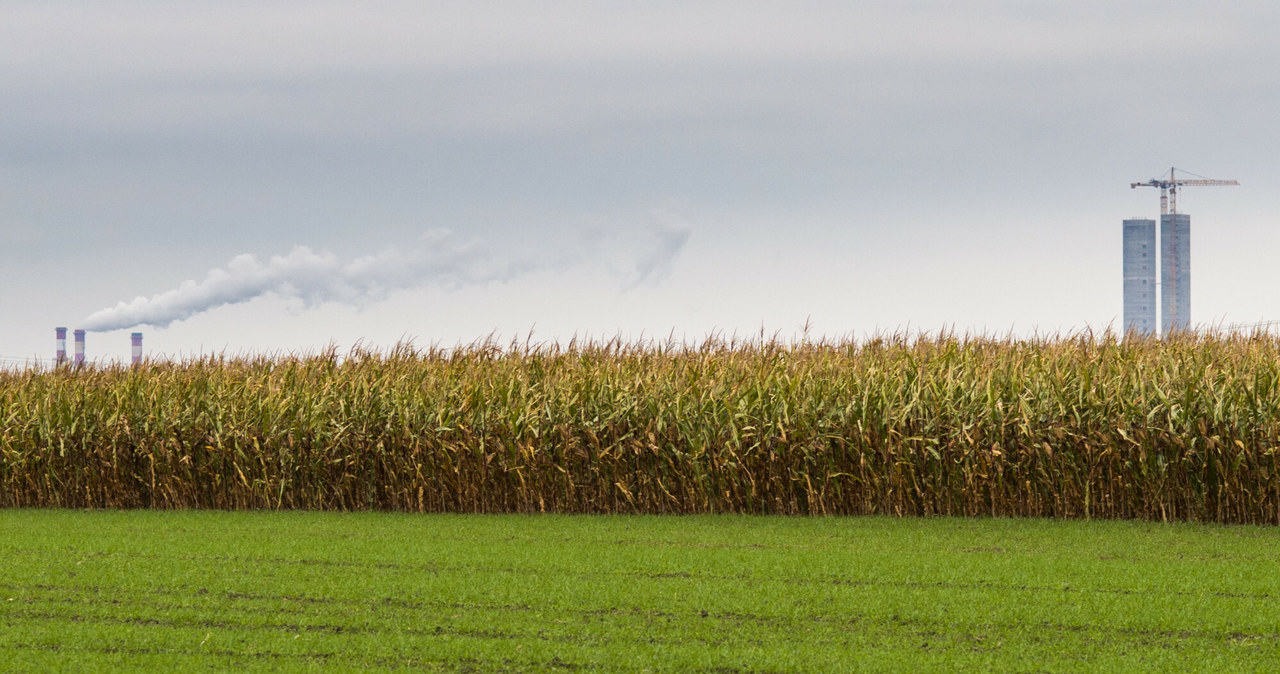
[2,511,1279,672]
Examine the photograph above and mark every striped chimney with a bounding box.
[131,333,143,365]
[55,327,67,365]
[74,329,86,366]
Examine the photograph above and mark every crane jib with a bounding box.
[1130,168,1238,216]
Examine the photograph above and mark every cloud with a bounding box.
[0,2,1256,87]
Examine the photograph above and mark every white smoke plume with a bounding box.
[577,209,694,290]
[82,229,515,332]
[626,212,693,289]
[83,214,695,332]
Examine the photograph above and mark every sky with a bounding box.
[3,1,1279,364]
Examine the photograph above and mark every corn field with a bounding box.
[3,333,1280,523]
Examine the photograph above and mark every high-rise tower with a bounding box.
[1122,219,1157,336]
[1160,213,1191,334]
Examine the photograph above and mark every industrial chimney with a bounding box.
[55,327,67,365]
[73,329,86,366]
[131,333,143,366]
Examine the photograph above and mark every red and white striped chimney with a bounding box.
[73,329,86,366]
[55,327,67,365]
[131,333,143,365]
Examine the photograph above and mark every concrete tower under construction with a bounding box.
[1129,168,1237,336]
[1122,218,1157,336]
[1160,213,1191,334]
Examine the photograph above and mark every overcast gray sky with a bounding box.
[3,1,1278,363]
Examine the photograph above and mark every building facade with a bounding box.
[1122,218,1157,336]
[1160,213,1191,334]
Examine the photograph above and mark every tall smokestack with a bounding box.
[55,327,67,365]
[73,329,86,366]
[131,333,143,365]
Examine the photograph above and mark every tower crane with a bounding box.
[1130,167,1238,214]
[1127,167,1238,335]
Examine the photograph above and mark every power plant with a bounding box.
[74,329,86,366]
[1125,168,1238,336]
[54,327,144,366]
[55,327,68,365]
